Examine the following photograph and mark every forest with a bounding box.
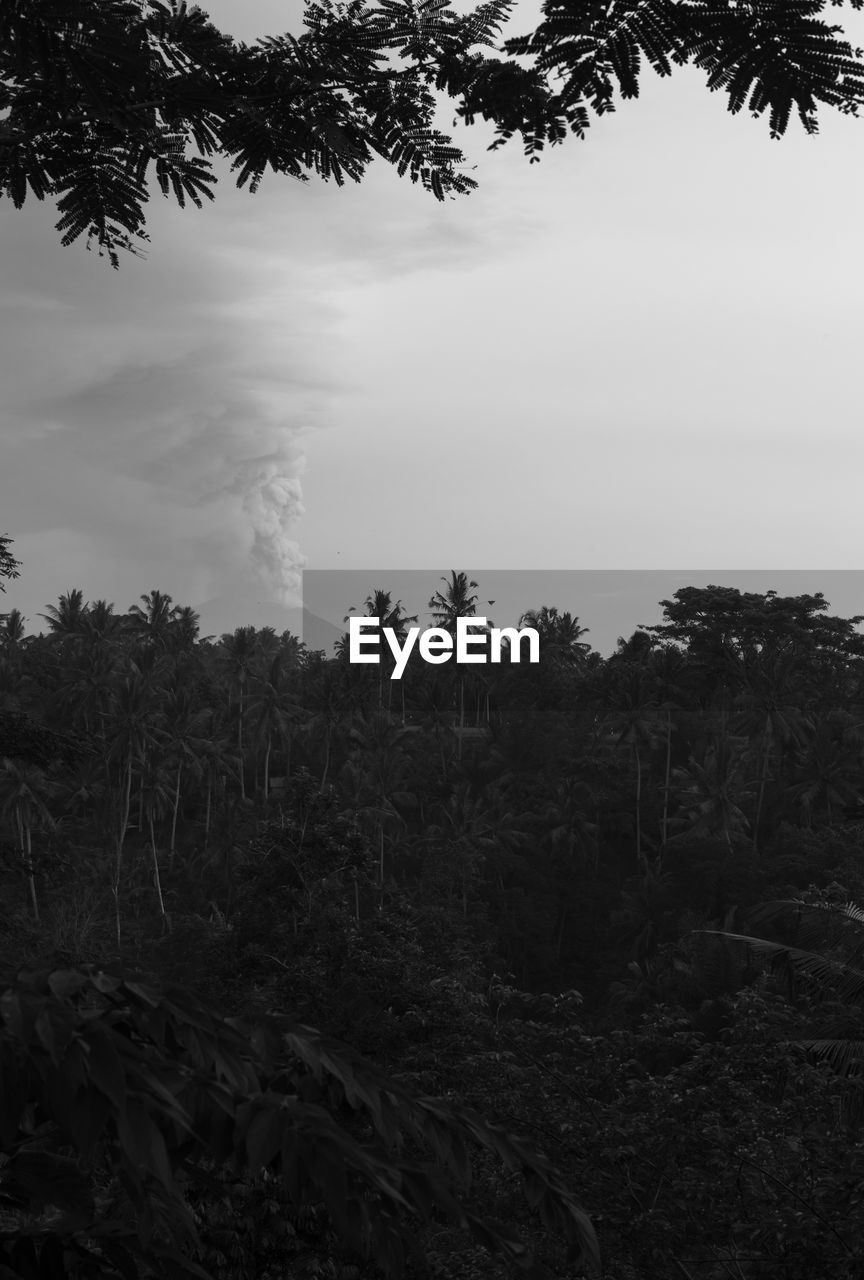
[3,553,864,1279]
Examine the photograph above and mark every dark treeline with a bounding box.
[4,565,864,1278]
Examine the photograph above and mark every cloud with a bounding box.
[0,181,351,618]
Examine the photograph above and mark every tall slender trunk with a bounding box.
[661,709,672,856]
[458,679,465,760]
[237,690,245,800]
[752,720,772,856]
[25,823,38,922]
[169,758,182,864]
[137,750,145,830]
[378,821,385,911]
[16,810,38,922]
[634,742,642,864]
[263,735,271,801]
[113,754,133,951]
[149,811,166,920]
[320,735,331,789]
[204,775,212,850]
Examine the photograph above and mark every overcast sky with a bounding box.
[3,0,864,648]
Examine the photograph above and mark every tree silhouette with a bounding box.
[5,2,864,266]
[0,534,21,594]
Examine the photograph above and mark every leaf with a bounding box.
[2,1152,94,1215]
[244,1104,283,1174]
[84,1021,127,1111]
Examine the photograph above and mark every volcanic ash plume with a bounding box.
[239,465,306,605]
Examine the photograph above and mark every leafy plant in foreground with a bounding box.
[0,962,601,1278]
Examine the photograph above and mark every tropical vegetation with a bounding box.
[4,541,864,1276]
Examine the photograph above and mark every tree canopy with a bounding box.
[3,0,864,265]
[0,535,21,593]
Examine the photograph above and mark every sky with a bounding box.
[3,0,864,653]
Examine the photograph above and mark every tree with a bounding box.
[160,683,209,862]
[346,588,418,715]
[219,627,259,800]
[38,588,90,641]
[5,1,864,267]
[602,665,661,867]
[694,889,864,1123]
[0,608,26,651]
[104,659,165,947]
[519,606,590,670]
[0,534,21,591]
[245,650,303,801]
[126,589,183,650]
[671,737,754,854]
[429,571,483,752]
[0,961,601,1280]
[0,756,58,921]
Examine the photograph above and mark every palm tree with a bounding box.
[341,711,413,901]
[733,652,813,853]
[38,588,89,642]
[346,589,418,715]
[136,751,173,923]
[603,666,661,867]
[126,589,181,650]
[168,604,205,652]
[788,716,862,828]
[518,606,590,668]
[423,780,522,921]
[246,651,302,801]
[160,686,209,863]
[0,756,58,921]
[429,571,481,753]
[0,608,26,652]
[649,643,689,859]
[694,892,864,1124]
[671,738,754,854]
[219,627,259,800]
[52,647,117,735]
[195,715,240,854]
[0,656,25,714]
[302,659,351,789]
[104,662,164,948]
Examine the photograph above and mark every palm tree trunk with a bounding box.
[263,734,271,802]
[149,811,166,919]
[137,751,145,830]
[17,810,39,922]
[113,754,133,950]
[752,726,771,856]
[634,743,642,864]
[237,691,245,800]
[169,758,181,864]
[25,824,39,922]
[204,775,212,850]
[378,821,385,911]
[320,735,331,789]
[661,710,672,852]
[458,679,465,760]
